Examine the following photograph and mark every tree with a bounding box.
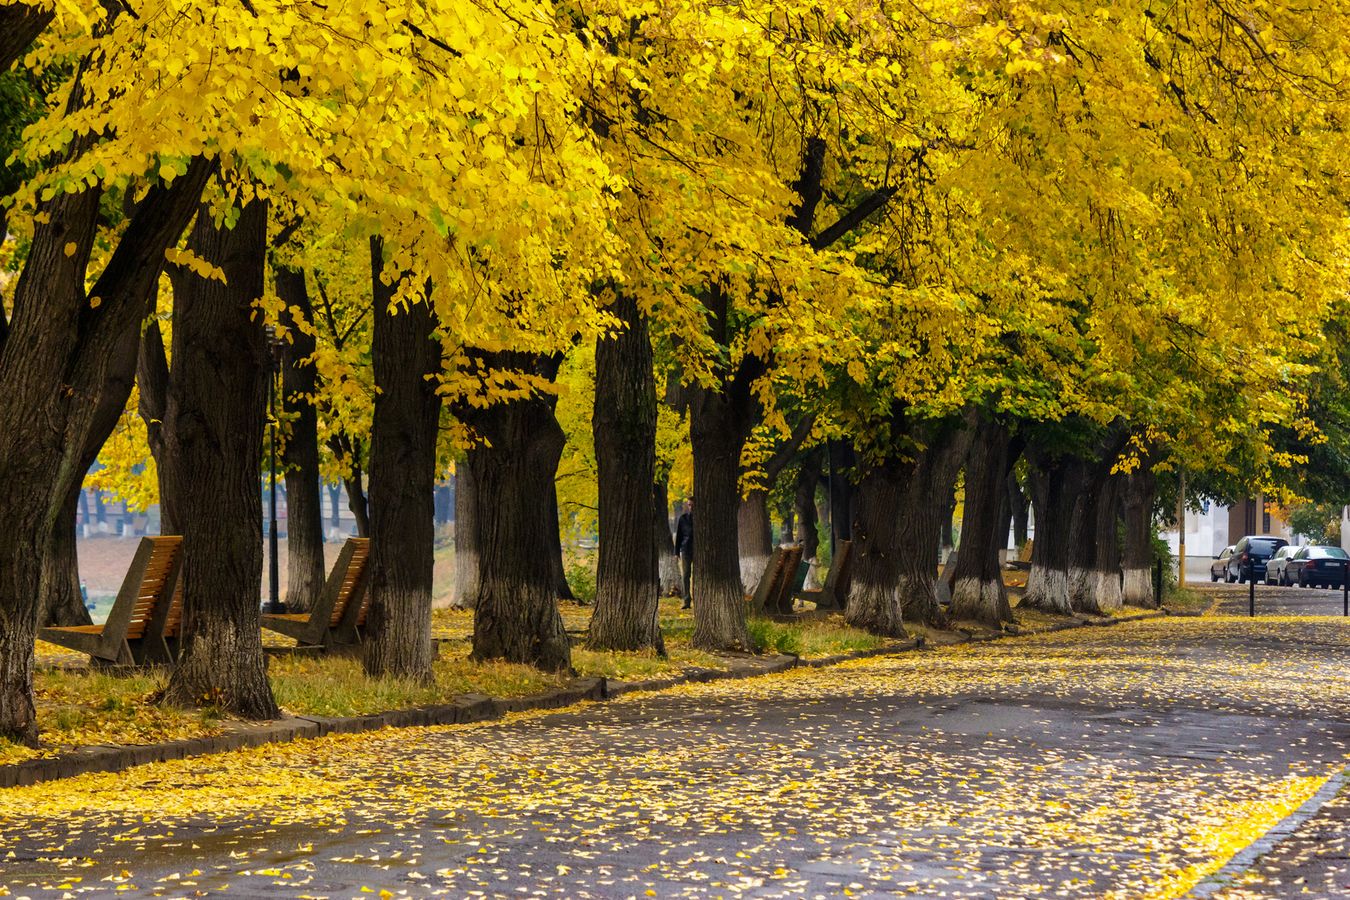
[158,195,278,719]
[587,291,664,653]
[363,239,443,683]
[272,258,325,613]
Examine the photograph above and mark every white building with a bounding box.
[1161,495,1294,562]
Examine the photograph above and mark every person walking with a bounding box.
[675,497,694,609]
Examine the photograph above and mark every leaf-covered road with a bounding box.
[2,618,1348,899]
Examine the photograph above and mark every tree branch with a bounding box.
[0,4,52,73]
[811,187,896,251]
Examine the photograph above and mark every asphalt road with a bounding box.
[1193,580,1350,617]
[2,617,1349,899]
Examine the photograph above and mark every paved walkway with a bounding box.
[2,617,1348,898]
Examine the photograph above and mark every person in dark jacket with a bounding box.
[674,498,694,608]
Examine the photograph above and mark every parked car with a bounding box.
[1225,535,1289,583]
[1211,546,1235,582]
[1264,545,1297,585]
[1284,545,1350,588]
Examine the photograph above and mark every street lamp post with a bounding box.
[265,325,285,615]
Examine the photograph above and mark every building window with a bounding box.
[1263,509,1271,532]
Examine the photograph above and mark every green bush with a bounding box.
[565,555,597,603]
[746,618,803,656]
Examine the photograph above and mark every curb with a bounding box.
[4,607,1172,789]
[1184,764,1350,898]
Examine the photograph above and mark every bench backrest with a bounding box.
[825,540,853,596]
[160,581,185,639]
[751,547,791,609]
[105,536,183,643]
[328,537,371,627]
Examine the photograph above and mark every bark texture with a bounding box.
[160,198,278,719]
[39,487,94,627]
[463,353,572,672]
[897,424,972,628]
[685,285,756,652]
[844,462,909,637]
[1121,467,1159,607]
[948,421,1014,627]
[1022,452,1086,615]
[453,467,479,608]
[827,439,855,547]
[847,416,972,633]
[1090,476,1124,612]
[274,266,326,613]
[0,4,51,72]
[737,490,774,593]
[0,158,211,743]
[363,241,442,682]
[688,381,752,650]
[588,294,663,652]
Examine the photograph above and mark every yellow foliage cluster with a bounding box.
[0,0,1342,499]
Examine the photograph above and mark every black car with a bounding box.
[1284,545,1350,588]
[1225,535,1289,583]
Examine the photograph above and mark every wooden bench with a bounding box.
[752,545,805,615]
[39,535,184,666]
[261,538,371,650]
[795,539,853,611]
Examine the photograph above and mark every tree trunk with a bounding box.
[940,480,957,555]
[452,466,479,608]
[138,319,183,535]
[362,240,442,682]
[39,486,93,627]
[847,419,971,633]
[1122,468,1158,607]
[547,486,575,602]
[160,198,279,719]
[688,384,752,651]
[1067,466,1107,615]
[346,464,370,537]
[274,266,326,614]
[899,424,973,628]
[737,489,774,593]
[588,294,663,653]
[1022,453,1084,616]
[1091,476,1124,612]
[948,421,1013,627]
[794,453,822,589]
[827,439,854,547]
[463,353,572,672]
[653,478,681,597]
[0,158,211,743]
[1008,473,1030,550]
[0,4,52,73]
[778,493,795,544]
[844,461,909,637]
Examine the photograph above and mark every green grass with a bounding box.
[268,653,566,717]
[3,667,222,766]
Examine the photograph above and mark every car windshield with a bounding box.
[1309,547,1349,559]
[1249,539,1285,554]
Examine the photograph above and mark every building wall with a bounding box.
[1163,495,1294,562]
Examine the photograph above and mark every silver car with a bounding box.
[1265,545,1297,585]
